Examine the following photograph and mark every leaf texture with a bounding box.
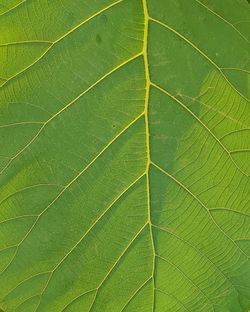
[0,0,250,311]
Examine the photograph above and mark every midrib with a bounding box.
[142,0,156,310]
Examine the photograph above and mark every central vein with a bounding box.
[142,0,156,310]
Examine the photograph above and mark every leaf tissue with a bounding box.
[0,0,250,311]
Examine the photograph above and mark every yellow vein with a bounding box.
[0,0,26,16]
[1,0,123,87]
[61,289,97,312]
[149,16,249,102]
[0,40,53,47]
[36,173,146,308]
[88,223,148,312]
[0,183,64,207]
[156,254,214,309]
[210,207,250,218]
[142,1,156,311]
[152,223,239,294]
[151,82,249,178]
[0,246,17,275]
[151,161,249,260]
[221,67,250,74]
[54,0,123,44]
[0,45,52,88]
[179,94,249,129]
[120,277,152,312]
[0,121,44,129]
[195,0,249,43]
[14,294,40,312]
[230,149,250,154]
[0,215,37,226]
[2,271,51,301]
[0,245,17,254]
[1,113,144,275]
[0,52,142,176]
[155,288,191,312]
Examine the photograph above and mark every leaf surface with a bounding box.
[0,0,250,311]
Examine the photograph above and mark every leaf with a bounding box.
[0,0,249,311]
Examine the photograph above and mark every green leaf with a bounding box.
[0,0,249,311]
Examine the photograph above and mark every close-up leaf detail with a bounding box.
[0,0,250,311]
